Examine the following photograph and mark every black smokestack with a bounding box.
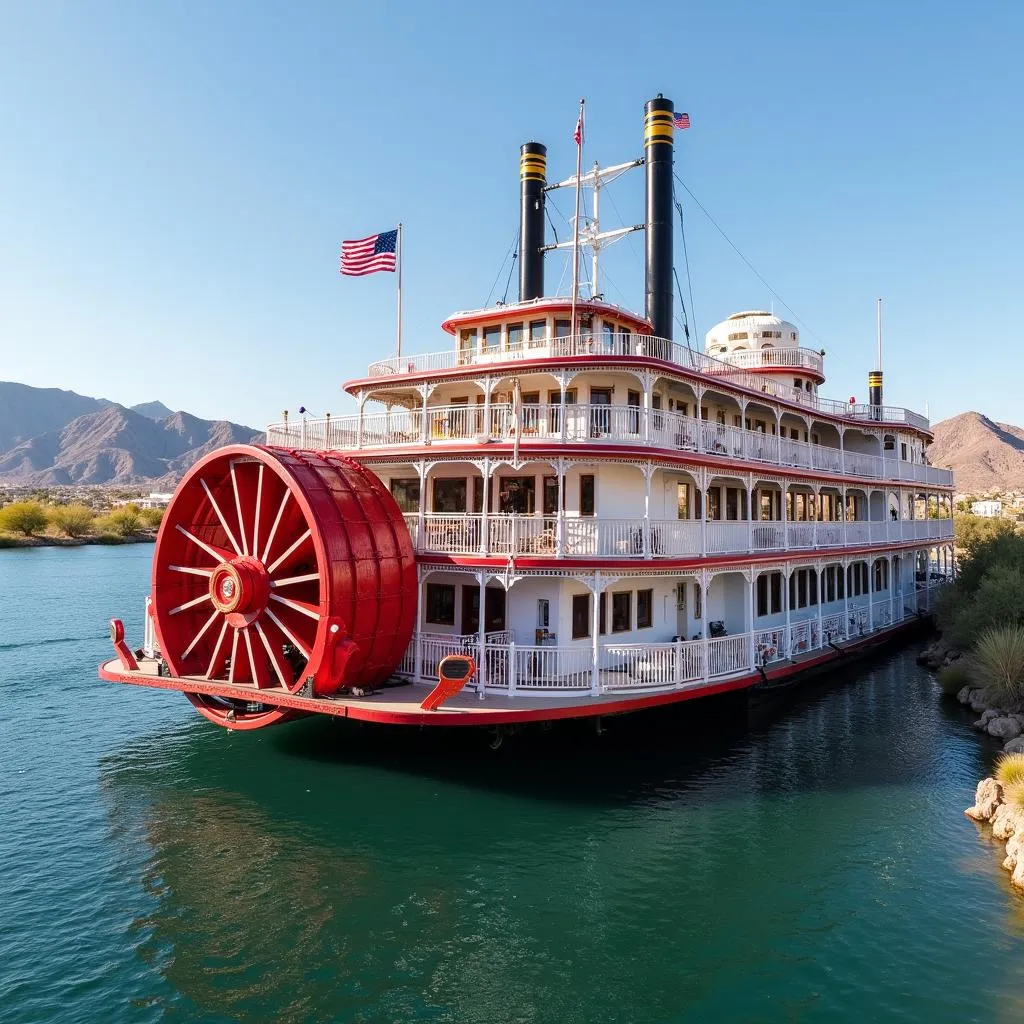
[644,96,674,340]
[869,371,883,417]
[518,142,546,301]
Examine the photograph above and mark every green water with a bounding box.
[2,545,1023,1023]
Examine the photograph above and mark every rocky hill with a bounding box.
[0,382,261,486]
[0,382,112,452]
[131,400,175,420]
[929,411,1024,494]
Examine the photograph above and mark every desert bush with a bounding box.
[954,513,1016,553]
[995,752,1024,788]
[47,503,96,538]
[0,500,48,536]
[937,662,973,696]
[942,565,1024,649]
[96,507,142,537]
[975,626,1024,708]
[138,507,164,529]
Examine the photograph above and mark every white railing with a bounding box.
[270,401,953,488]
[400,591,939,698]
[407,513,954,558]
[360,331,931,431]
[716,347,825,375]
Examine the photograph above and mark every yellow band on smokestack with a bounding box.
[520,153,546,182]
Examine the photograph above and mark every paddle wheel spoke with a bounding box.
[169,564,215,579]
[206,620,232,678]
[254,619,293,688]
[242,625,272,689]
[169,593,212,616]
[268,593,321,620]
[263,606,312,659]
[269,572,320,589]
[200,478,243,556]
[174,524,234,565]
[267,528,312,576]
[182,609,220,659]
[260,490,292,565]
[252,463,265,559]
[230,462,250,556]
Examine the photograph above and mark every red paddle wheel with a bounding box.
[151,444,417,729]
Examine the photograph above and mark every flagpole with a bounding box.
[396,222,403,359]
[570,98,584,340]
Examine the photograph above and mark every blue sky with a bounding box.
[1,1,1021,430]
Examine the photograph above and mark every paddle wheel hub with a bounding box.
[150,444,417,729]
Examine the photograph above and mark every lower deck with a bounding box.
[99,613,926,727]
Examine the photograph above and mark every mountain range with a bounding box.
[0,382,260,487]
[928,411,1024,495]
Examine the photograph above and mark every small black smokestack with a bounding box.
[869,371,883,416]
[518,142,546,301]
[644,96,674,340]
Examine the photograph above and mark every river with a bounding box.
[1,544,1022,1023]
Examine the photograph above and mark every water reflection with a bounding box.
[98,649,1024,1023]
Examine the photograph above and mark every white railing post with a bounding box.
[674,637,683,688]
[413,631,423,684]
[508,641,517,695]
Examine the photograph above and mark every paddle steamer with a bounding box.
[100,95,955,730]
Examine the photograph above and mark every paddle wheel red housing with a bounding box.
[151,445,417,729]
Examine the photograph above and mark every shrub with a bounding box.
[47,503,96,538]
[937,662,973,696]
[954,514,1016,554]
[943,566,1024,649]
[96,507,142,537]
[995,752,1024,787]
[138,507,164,529]
[975,626,1024,708]
[0,500,48,536]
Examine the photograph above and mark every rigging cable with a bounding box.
[484,226,520,307]
[672,187,698,350]
[672,171,843,362]
[501,227,520,305]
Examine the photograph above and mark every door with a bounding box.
[590,387,612,436]
[461,586,506,636]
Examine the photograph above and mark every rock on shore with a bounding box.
[954,686,1024,751]
[965,778,1024,890]
[918,637,961,670]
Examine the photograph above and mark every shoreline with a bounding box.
[0,533,156,549]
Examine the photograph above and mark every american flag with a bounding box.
[340,228,398,276]
[673,111,690,130]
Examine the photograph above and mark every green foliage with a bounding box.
[937,662,973,696]
[47,503,96,538]
[940,565,1024,649]
[95,506,142,536]
[0,500,48,536]
[974,626,1024,708]
[954,513,1016,553]
[995,752,1024,787]
[138,507,164,529]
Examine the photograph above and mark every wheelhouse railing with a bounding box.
[712,346,824,375]
[267,402,953,487]
[399,587,942,697]
[360,332,930,431]
[402,512,953,559]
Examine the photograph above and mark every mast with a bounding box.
[869,297,884,418]
[570,99,584,337]
[396,222,403,359]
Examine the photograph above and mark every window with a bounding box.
[794,378,803,389]
[716,409,726,425]
[677,482,690,520]
[554,318,571,338]
[542,476,562,515]
[883,434,896,451]
[611,592,632,633]
[482,325,501,351]
[809,568,818,605]
[725,487,741,521]
[572,594,590,639]
[459,329,477,361]
[548,387,576,432]
[627,390,641,433]
[507,322,524,351]
[707,487,721,521]
[579,474,595,516]
[694,582,702,619]
[433,478,467,512]
[528,319,547,347]
[874,560,888,592]
[425,583,455,625]
[498,476,535,514]
[472,475,484,513]
[900,442,907,461]
[637,589,653,629]
[537,599,550,629]
[727,331,749,341]
[756,573,782,617]
[389,478,420,513]
[847,562,869,596]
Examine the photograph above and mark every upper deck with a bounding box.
[344,298,930,435]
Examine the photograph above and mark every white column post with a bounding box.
[746,474,754,554]
[420,384,430,444]
[417,460,428,549]
[477,571,487,699]
[842,559,850,638]
[559,369,569,444]
[643,462,653,557]
[479,456,490,555]
[591,572,602,695]
[694,385,705,453]
[483,375,493,439]
[413,571,425,683]
[783,566,791,657]
[782,480,789,549]
[556,458,566,556]
[839,428,845,474]
[642,370,652,444]
[746,573,755,670]
[817,562,824,648]
[868,559,875,632]
[356,390,366,449]
[700,472,708,558]
[701,574,710,685]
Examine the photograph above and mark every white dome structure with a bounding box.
[704,311,824,389]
